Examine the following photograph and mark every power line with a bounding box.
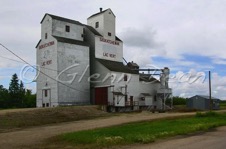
[0,55,86,77]
[0,55,25,64]
[0,43,88,93]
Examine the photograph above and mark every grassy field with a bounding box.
[220,101,226,109]
[0,106,110,132]
[51,112,226,149]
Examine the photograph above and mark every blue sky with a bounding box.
[1,0,226,99]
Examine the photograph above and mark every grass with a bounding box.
[0,106,110,132]
[220,102,226,110]
[52,111,226,149]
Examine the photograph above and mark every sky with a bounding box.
[1,0,226,99]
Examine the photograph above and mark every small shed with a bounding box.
[187,95,220,110]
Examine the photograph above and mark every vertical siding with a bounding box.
[57,42,90,105]
[37,15,58,107]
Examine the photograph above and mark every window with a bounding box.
[124,74,127,81]
[44,90,48,97]
[42,103,45,107]
[95,22,99,28]
[141,97,145,101]
[45,33,47,39]
[108,32,112,36]
[65,25,70,32]
[125,95,128,102]
[46,103,49,107]
[154,95,157,101]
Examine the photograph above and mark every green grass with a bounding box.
[220,102,226,109]
[54,112,226,149]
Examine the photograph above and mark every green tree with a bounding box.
[0,74,36,109]
[0,85,9,108]
[173,96,187,105]
[9,73,20,96]
[24,89,36,108]
[8,73,22,107]
[19,81,26,107]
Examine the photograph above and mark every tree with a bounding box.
[0,85,9,108]
[8,73,24,107]
[9,73,20,97]
[0,73,36,109]
[19,81,26,107]
[24,90,36,108]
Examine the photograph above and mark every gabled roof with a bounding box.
[97,59,138,74]
[85,25,102,36]
[85,25,122,42]
[40,13,83,26]
[115,36,122,42]
[139,74,159,83]
[53,36,89,47]
[128,62,139,67]
[191,95,220,100]
[88,8,115,19]
[35,39,42,48]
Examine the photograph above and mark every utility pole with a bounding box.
[209,71,212,111]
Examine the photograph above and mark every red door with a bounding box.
[95,87,108,105]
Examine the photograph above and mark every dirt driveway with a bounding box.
[0,112,196,149]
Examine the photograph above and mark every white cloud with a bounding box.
[1,0,226,98]
[170,70,226,100]
[212,58,226,65]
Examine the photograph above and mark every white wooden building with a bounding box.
[36,8,172,111]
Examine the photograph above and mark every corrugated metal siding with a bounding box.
[187,95,220,110]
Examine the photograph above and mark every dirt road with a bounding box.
[121,126,226,149]
[0,112,195,149]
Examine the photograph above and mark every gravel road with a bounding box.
[0,112,195,149]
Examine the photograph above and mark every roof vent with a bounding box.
[100,8,103,12]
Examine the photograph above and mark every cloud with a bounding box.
[212,58,226,65]
[1,0,226,98]
[120,28,163,49]
[170,70,226,100]
[119,27,166,67]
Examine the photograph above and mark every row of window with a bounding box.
[44,24,111,39]
[44,25,70,39]
[95,22,112,36]
[43,103,49,107]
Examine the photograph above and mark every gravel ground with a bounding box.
[0,111,196,149]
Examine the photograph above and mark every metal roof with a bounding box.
[112,91,124,96]
[87,8,115,19]
[191,95,220,100]
[40,13,122,42]
[35,39,41,48]
[128,62,139,67]
[139,74,159,83]
[85,25,122,42]
[115,36,122,42]
[141,93,151,96]
[85,25,102,36]
[97,59,138,74]
[41,13,83,26]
